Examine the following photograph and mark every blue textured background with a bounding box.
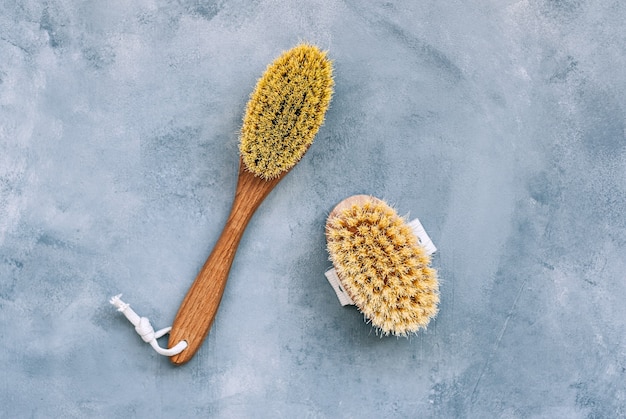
[1,1,625,417]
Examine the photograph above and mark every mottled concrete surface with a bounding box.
[1,1,625,417]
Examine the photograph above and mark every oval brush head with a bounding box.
[240,43,333,180]
[326,195,439,336]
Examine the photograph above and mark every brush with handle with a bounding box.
[168,44,334,365]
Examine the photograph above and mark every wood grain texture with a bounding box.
[168,158,285,364]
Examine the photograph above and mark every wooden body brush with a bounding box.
[326,195,439,336]
[168,44,333,364]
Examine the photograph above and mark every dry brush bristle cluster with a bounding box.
[326,199,439,336]
[240,43,334,180]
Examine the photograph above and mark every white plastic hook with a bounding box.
[110,294,187,357]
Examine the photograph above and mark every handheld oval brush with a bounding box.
[168,44,333,364]
[326,195,439,336]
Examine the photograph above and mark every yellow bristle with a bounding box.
[327,197,439,336]
[239,43,334,180]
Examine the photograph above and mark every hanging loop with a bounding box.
[110,294,188,357]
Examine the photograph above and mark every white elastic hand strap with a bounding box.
[109,294,187,357]
[325,268,355,306]
[407,217,437,256]
[326,216,437,306]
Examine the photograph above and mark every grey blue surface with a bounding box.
[1,1,625,417]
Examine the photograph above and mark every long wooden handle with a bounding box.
[168,163,283,364]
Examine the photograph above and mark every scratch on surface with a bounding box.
[1,37,32,57]
[469,278,527,404]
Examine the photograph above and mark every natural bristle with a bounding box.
[240,43,334,180]
[326,197,439,336]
